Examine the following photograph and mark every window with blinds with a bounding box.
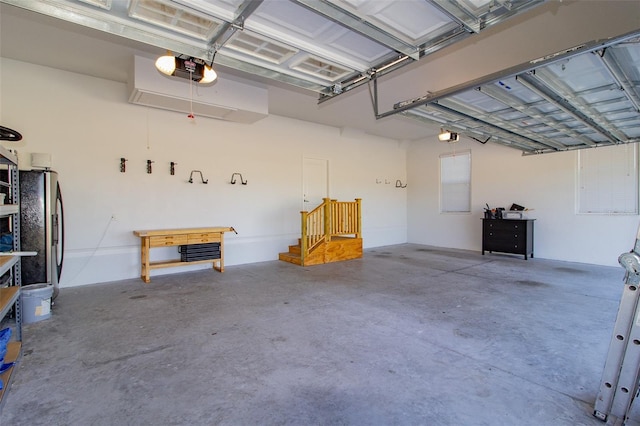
[577,144,638,215]
[440,150,471,213]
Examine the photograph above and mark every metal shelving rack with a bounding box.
[0,145,21,409]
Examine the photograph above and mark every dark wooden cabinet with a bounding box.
[482,219,535,260]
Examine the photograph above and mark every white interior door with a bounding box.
[302,157,328,210]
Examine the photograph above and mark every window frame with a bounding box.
[439,149,472,214]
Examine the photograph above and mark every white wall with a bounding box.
[0,58,407,286]
[2,56,637,288]
[407,137,640,267]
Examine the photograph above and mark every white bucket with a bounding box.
[21,284,53,324]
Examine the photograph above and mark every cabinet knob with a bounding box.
[514,234,518,238]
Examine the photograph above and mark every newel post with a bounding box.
[300,210,308,264]
[355,198,362,239]
[323,197,332,242]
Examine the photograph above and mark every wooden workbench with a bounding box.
[133,227,234,283]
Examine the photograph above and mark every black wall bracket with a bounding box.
[230,173,247,185]
[189,170,208,184]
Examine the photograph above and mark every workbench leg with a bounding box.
[213,259,223,272]
[219,233,225,272]
[141,237,151,283]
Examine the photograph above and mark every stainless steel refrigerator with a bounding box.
[19,170,64,299]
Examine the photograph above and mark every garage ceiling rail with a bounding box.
[391,30,640,154]
[3,0,639,154]
[1,0,544,96]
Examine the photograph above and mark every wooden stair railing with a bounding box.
[299,198,361,265]
[300,202,326,262]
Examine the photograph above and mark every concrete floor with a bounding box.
[0,244,634,425]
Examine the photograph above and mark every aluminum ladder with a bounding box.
[594,226,640,424]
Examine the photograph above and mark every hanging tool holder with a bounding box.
[230,173,247,185]
[594,226,640,423]
[188,170,208,184]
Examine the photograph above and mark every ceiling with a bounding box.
[398,30,640,154]
[1,0,639,154]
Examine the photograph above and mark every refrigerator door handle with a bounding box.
[52,213,58,245]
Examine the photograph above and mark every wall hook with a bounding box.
[230,173,247,185]
[188,170,208,184]
[120,158,128,173]
[147,160,154,174]
[396,180,407,188]
[170,162,177,176]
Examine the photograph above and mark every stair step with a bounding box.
[288,245,301,255]
[278,252,302,265]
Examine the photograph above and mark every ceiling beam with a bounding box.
[1,0,217,60]
[319,0,544,104]
[206,0,265,54]
[214,54,330,94]
[318,25,470,103]
[478,85,597,147]
[290,0,420,60]
[517,72,625,144]
[426,0,546,34]
[403,110,541,152]
[425,0,483,33]
[596,48,640,113]
[433,99,569,151]
[381,29,640,119]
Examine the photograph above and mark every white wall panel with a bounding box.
[407,137,640,267]
[0,58,407,286]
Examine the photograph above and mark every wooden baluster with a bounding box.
[355,198,362,238]
[352,202,356,233]
[344,203,348,233]
[332,201,337,234]
[349,202,354,233]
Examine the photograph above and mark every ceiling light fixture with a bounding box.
[155,53,176,76]
[155,52,217,84]
[438,129,459,142]
[201,64,217,84]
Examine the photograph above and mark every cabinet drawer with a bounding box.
[484,231,526,244]
[484,240,526,254]
[149,235,188,247]
[484,220,525,232]
[187,233,221,244]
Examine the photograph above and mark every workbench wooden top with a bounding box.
[133,227,234,237]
